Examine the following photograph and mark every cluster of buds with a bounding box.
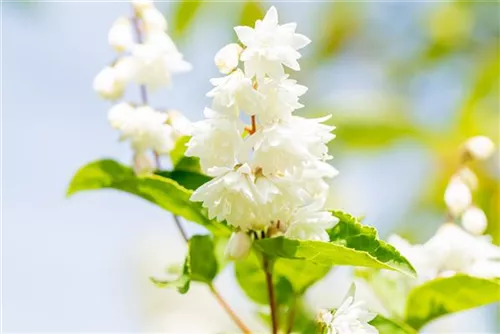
[93,0,192,172]
[444,136,495,235]
[185,7,339,259]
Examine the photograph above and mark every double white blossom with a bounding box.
[187,6,337,244]
[318,284,378,334]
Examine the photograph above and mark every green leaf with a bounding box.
[239,1,265,27]
[171,1,204,38]
[170,136,201,172]
[329,211,416,276]
[274,259,330,294]
[150,258,191,294]
[156,170,211,191]
[405,275,500,329]
[235,251,294,305]
[67,159,229,236]
[151,235,219,293]
[370,315,417,334]
[188,235,218,283]
[253,212,415,276]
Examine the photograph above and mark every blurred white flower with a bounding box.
[93,66,126,100]
[140,6,167,33]
[235,6,310,78]
[108,103,175,154]
[464,136,495,160]
[167,110,192,137]
[214,43,243,74]
[131,0,153,12]
[444,179,472,216]
[453,167,478,190]
[225,231,253,260]
[108,17,134,52]
[133,152,154,175]
[425,223,500,279]
[318,284,378,334]
[461,206,488,235]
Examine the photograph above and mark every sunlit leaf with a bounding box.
[171,0,204,38]
[67,159,229,236]
[239,1,265,27]
[405,275,500,329]
[370,315,417,334]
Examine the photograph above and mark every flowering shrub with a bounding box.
[68,2,499,333]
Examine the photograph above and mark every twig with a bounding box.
[263,256,278,334]
[210,285,252,334]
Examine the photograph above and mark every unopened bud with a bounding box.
[131,0,153,13]
[214,43,243,74]
[461,206,487,235]
[444,179,472,216]
[453,167,478,190]
[108,17,134,53]
[464,136,495,160]
[225,232,252,260]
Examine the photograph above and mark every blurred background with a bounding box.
[3,0,499,332]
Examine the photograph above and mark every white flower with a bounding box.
[108,17,134,52]
[93,66,126,100]
[167,110,192,137]
[464,136,495,160]
[130,43,192,89]
[249,116,334,175]
[425,223,500,278]
[284,202,338,241]
[207,69,261,116]
[108,103,175,154]
[214,43,243,74]
[132,0,153,12]
[140,6,167,33]
[387,234,439,284]
[234,6,311,78]
[225,231,253,260]
[319,284,378,334]
[444,178,472,216]
[185,108,245,173]
[461,206,488,235]
[190,164,265,230]
[256,76,308,123]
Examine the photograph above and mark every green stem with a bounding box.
[285,297,297,334]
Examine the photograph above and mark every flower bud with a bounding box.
[453,167,478,190]
[108,17,134,52]
[225,232,252,260]
[444,179,472,216]
[461,206,487,235]
[464,136,495,160]
[93,66,125,100]
[214,43,243,74]
[167,110,192,137]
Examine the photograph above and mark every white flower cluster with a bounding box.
[94,0,191,98]
[444,136,495,235]
[186,7,338,252]
[93,0,192,172]
[318,284,378,334]
[389,223,500,284]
